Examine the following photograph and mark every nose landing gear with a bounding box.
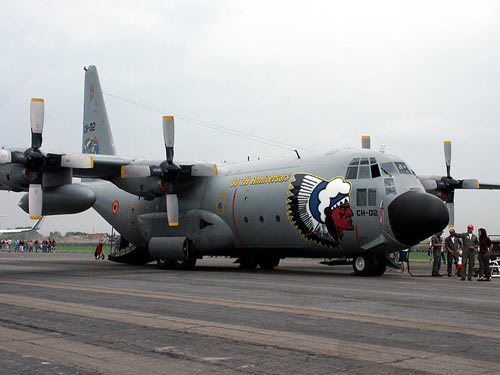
[352,254,386,276]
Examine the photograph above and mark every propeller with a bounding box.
[120,116,218,226]
[160,116,180,226]
[0,98,94,219]
[435,141,479,228]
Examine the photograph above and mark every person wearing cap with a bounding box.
[445,229,462,277]
[454,225,478,281]
[431,231,445,277]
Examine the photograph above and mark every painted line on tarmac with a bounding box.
[0,293,497,375]
[0,279,498,340]
[0,326,213,375]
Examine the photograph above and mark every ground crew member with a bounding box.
[454,225,478,281]
[431,231,445,277]
[445,229,462,277]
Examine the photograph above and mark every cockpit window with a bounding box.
[394,162,412,174]
[358,166,370,179]
[380,162,397,176]
[345,157,380,179]
[346,166,358,179]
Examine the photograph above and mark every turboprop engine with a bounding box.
[18,184,96,216]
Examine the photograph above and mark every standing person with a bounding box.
[95,237,105,260]
[399,247,409,273]
[477,228,493,281]
[7,238,12,252]
[455,225,479,281]
[455,250,463,277]
[431,231,445,277]
[34,239,39,252]
[445,229,462,277]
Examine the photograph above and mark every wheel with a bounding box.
[239,256,258,269]
[371,257,387,276]
[174,257,197,270]
[352,254,375,276]
[258,256,280,270]
[157,258,175,269]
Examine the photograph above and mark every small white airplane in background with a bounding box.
[0,217,45,235]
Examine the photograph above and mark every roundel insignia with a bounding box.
[286,173,354,249]
[84,136,100,154]
[112,200,119,215]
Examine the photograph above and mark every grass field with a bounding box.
[1,244,113,254]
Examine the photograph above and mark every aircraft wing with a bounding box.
[418,175,500,192]
[72,154,138,179]
[477,182,500,190]
[0,217,45,234]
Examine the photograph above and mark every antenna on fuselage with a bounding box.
[294,150,301,159]
[379,144,386,153]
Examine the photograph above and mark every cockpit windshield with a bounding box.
[346,157,381,179]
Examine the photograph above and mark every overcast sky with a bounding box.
[0,0,499,236]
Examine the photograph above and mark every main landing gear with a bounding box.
[238,254,280,270]
[157,256,197,270]
[352,254,386,276]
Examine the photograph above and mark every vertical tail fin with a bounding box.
[82,66,116,156]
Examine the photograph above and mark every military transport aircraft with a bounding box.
[0,217,44,235]
[0,66,498,276]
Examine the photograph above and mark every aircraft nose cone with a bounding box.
[388,190,449,246]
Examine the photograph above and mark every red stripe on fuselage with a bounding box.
[232,189,246,246]
[355,225,360,247]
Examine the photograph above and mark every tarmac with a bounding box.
[0,252,499,374]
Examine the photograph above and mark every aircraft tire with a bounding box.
[371,257,387,276]
[353,255,375,276]
[239,256,258,270]
[157,258,176,270]
[174,257,197,270]
[258,256,280,270]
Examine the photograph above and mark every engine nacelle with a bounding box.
[0,164,28,192]
[148,236,189,260]
[18,184,96,215]
[112,176,165,200]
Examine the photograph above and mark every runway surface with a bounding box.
[0,252,498,374]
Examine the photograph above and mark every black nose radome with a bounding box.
[388,190,449,246]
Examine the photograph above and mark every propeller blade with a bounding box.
[191,162,218,177]
[444,141,451,178]
[28,184,43,219]
[30,98,44,148]
[361,136,371,149]
[446,202,454,228]
[163,116,175,164]
[121,165,152,178]
[166,194,179,226]
[461,179,480,189]
[0,150,12,164]
[60,154,94,169]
